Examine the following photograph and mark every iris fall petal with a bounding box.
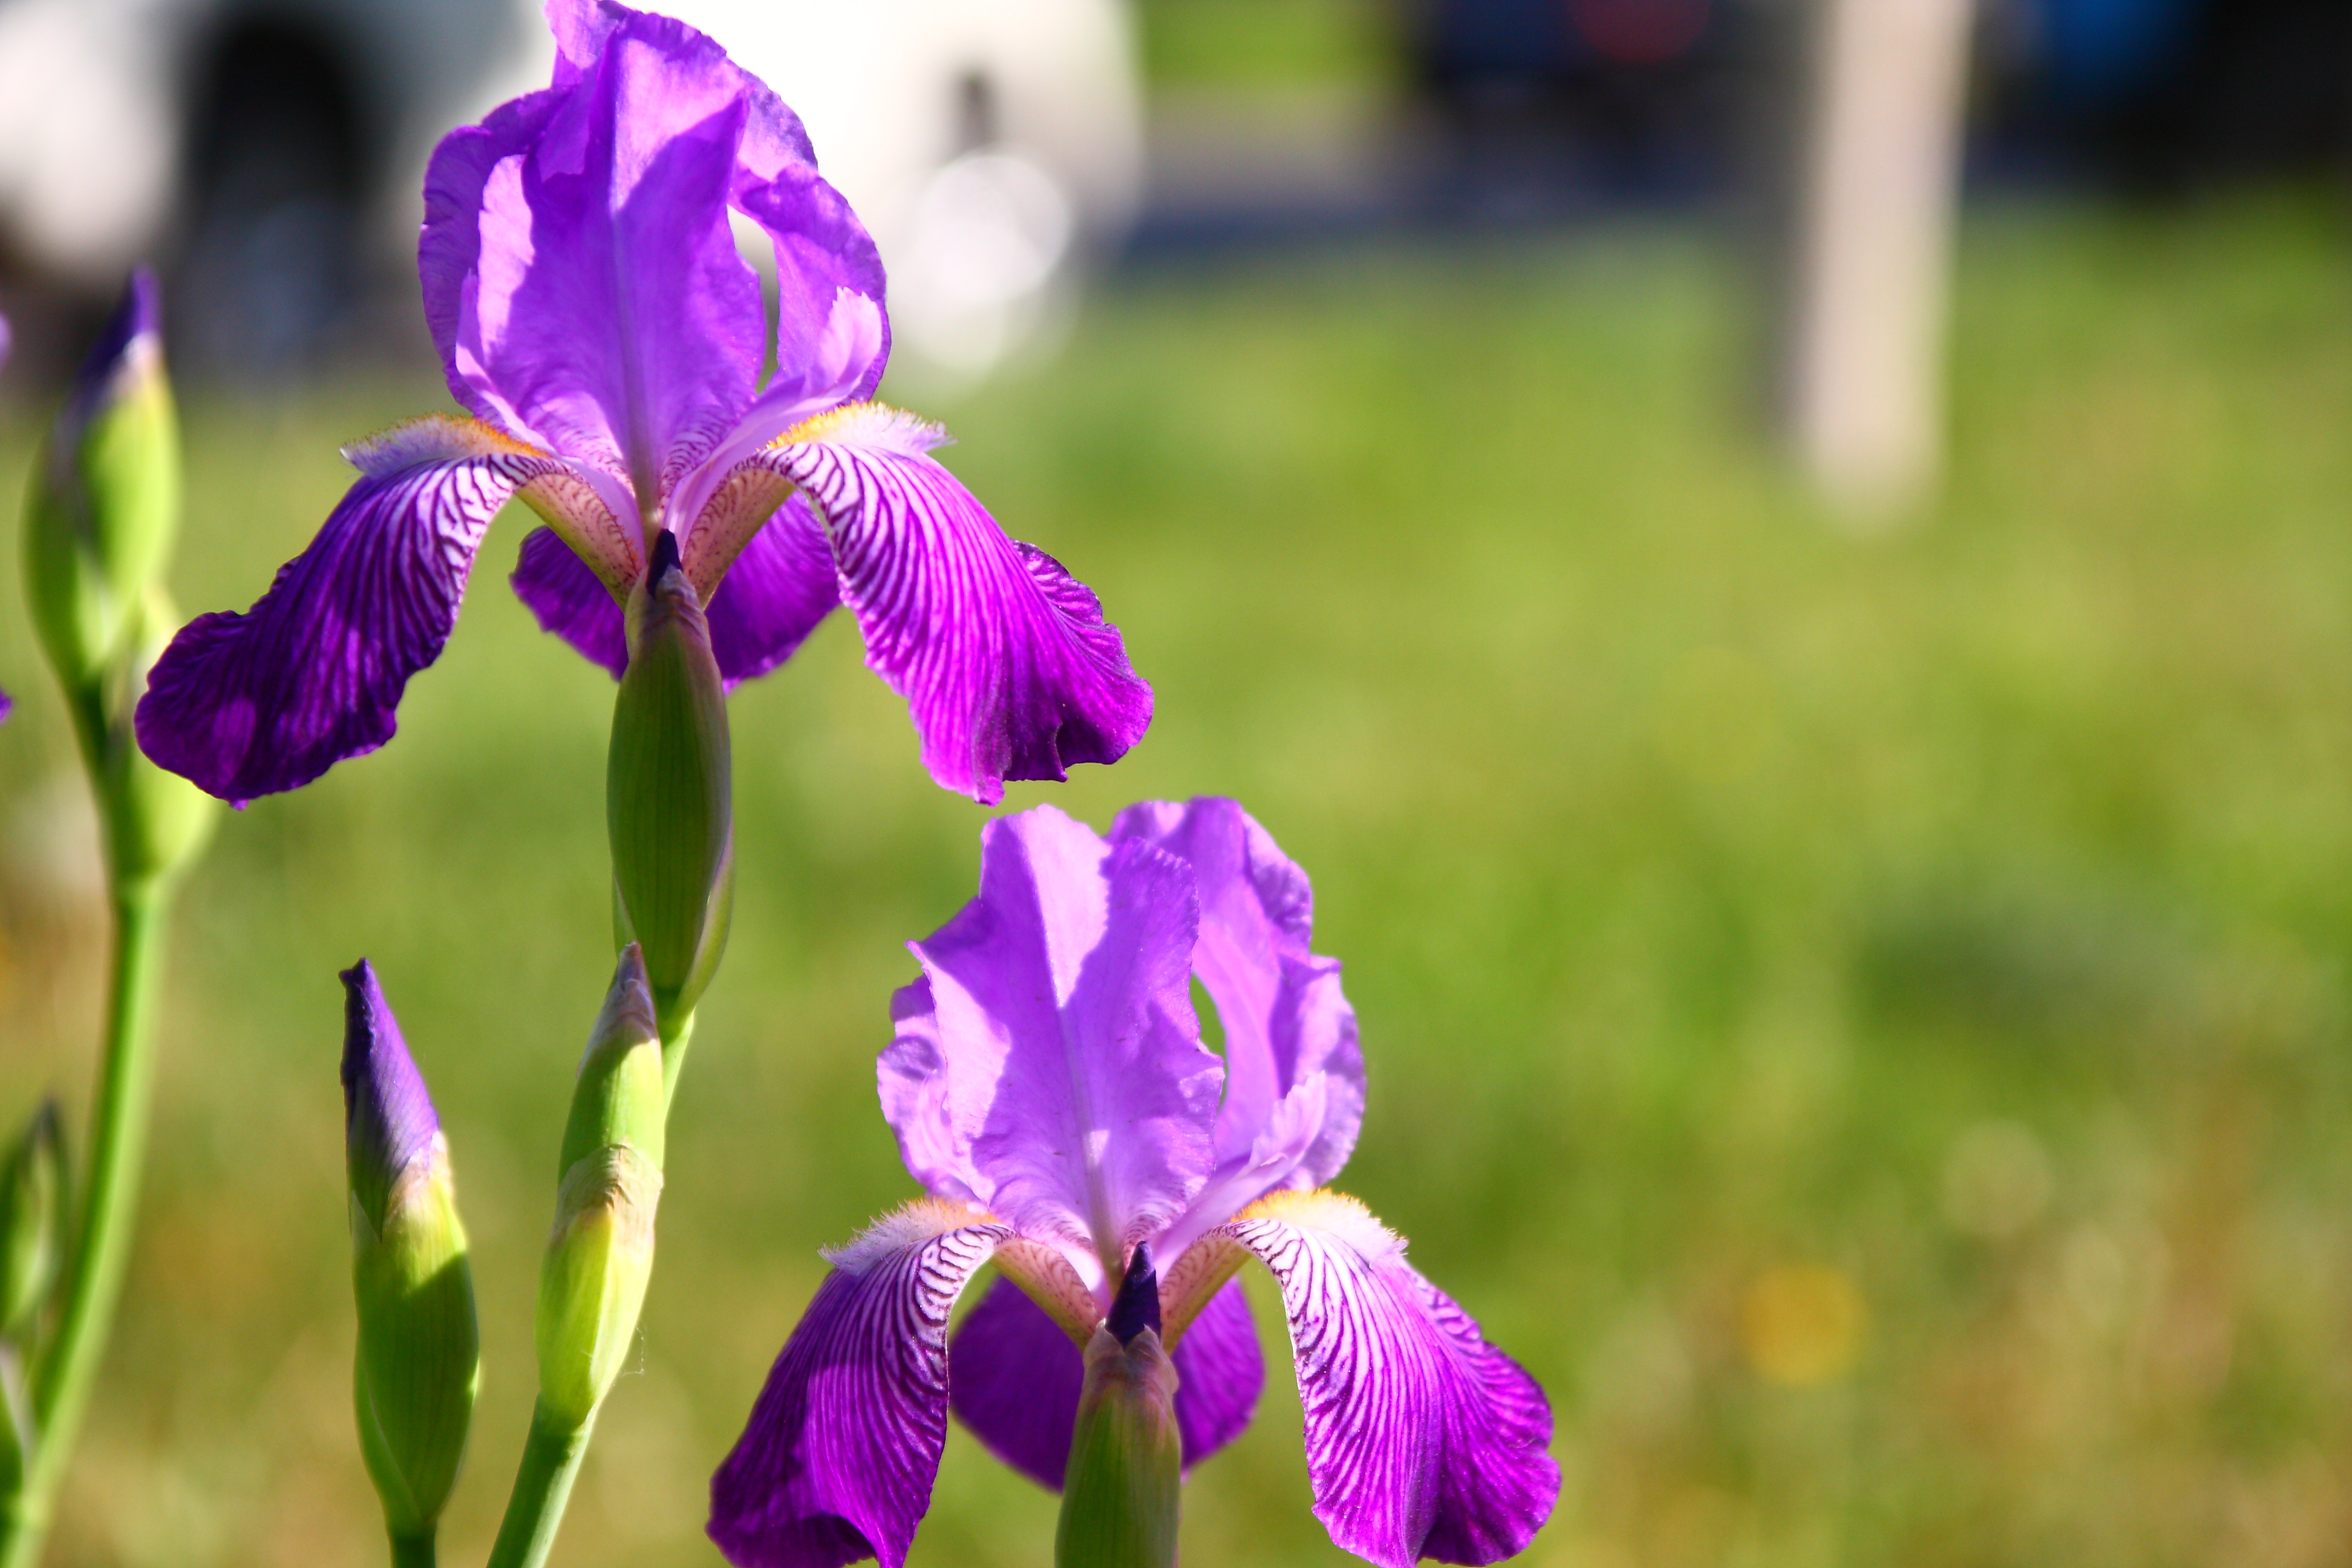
[136,417,567,801]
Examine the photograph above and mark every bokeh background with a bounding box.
[7,0,2352,1564]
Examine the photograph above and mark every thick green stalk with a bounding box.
[0,887,168,1568]
[485,1400,592,1568]
[387,1530,437,1568]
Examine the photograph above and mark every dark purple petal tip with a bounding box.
[339,959,440,1232]
[61,269,162,436]
[1106,1243,1160,1346]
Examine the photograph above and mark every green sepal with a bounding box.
[534,947,666,1429]
[607,535,733,1034]
[1057,1327,1183,1568]
[24,313,180,696]
[351,1143,479,1536]
[0,1101,65,1341]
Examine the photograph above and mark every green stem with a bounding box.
[485,1400,592,1568]
[387,1530,437,1568]
[659,1008,694,1111]
[0,886,168,1568]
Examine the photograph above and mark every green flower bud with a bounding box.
[102,589,217,895]
[342,962,479,1542]
[0,1101,65,1341]
[607,531,732,1036]
[535,946,665,1429]
[24,272,180,699]
[1057,1249,1182,1568]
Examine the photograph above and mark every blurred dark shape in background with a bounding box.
[1980,0,2352,189]
[176,19,371,377]
[1393,0,2352,219]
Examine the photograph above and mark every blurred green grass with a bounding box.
[5,195,2352,1567]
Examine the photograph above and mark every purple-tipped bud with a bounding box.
[339,960,477,1543]
[1106,1243,1161,1347]
[341,960,440,1234]
[25,269,180,695]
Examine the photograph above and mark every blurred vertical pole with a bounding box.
[1777,0,1976,517]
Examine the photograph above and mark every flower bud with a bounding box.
[1057,1247,1181,1568]
[0,1100,65,1341]
[342,961,479,1540]
[535,946,665,1429]
[24,271,180,697]
[607,531,732,1035]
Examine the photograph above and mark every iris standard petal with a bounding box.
[425,4,766,510]
[880,806,1220,1275]
[709,1202,1008,1568]
[1114,799,1365,1192]
[1217,1191,1557,1568]
[948,1272,1264,1492]
[740,405,1152,804]
[136,417,567,802]
[512,502,835,686]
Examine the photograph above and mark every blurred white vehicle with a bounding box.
[0,0,1142,378]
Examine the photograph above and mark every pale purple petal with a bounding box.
[513,501,836,685]
[946,1275,1082,1492]
[879,805,1219,1273]
[748,406,1152,803]
[1220,1194,1557,1568]
[949,1272,1261,1492]
[710,1205,1007,1568]
[0,310,11,371]
[136,418,566,802]
[423,6,764,507]
[1113,798,1364,1194]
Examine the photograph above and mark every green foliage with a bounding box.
[2,198,2351,1565]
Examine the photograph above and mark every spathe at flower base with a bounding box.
[710,800,1558,1568]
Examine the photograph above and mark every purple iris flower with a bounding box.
[709,800,1558,1568]
[132,0,1149,806]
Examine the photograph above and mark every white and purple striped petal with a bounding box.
[946,1272,1265,1491]
[879,805,1220,1280]
[739,405,1152,804]
[136,417,568,802]
[708,1202,1007,1568]
[1217,1192,1558,1567]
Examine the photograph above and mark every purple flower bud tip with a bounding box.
[67,268,162,419]
[340,959,440,1229]
[1107,1243,1161,1346]
[647,527,682,583]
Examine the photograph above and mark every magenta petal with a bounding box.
[512,526,626,677]
[880,805,1220,1269]
[705,496,840,685]
[1171,1276,1264,1471]
[751,407,1152,804]
[710,1209,1008,1568]
[946,1275,1082,1492]
[136,420,563,802]
[425,5,766,497]
[1223,1195,1558,1568]
[1114,799,1365,1196]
